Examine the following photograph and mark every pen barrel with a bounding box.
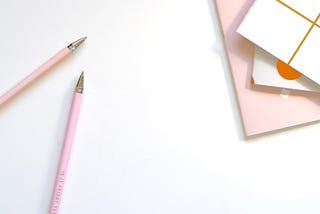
[49,92,83,214]
[0,48,71,106]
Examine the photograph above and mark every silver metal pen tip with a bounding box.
[68,37,87,51]
[75,72,84,93]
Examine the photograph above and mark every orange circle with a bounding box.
[277,60,302,80]
[250,76,255,85]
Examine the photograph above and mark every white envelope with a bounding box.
[253,47,320,92]
[238,0,320,84]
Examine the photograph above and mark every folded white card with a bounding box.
[253,47,320,92]
[238,0,320,84]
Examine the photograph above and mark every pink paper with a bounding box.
[215,0,320,136]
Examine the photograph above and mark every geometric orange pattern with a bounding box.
[250,76,255,85]
[277,60,302,80]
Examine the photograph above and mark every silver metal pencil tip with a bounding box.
[75,72,84,93]
[68,37,87,51]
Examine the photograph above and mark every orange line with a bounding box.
[276,0,320,28]
[288,13,320,64]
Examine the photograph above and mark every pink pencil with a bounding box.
[0,37,86,107]
[49,72,84,214]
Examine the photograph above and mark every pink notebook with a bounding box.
[215,0,320,136]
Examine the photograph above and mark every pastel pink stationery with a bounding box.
[215,0,320,136]
[0,37,86,107]
[49,72,84,214]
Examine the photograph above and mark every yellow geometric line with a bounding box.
[276,0,320,28]
[288,13,320,64]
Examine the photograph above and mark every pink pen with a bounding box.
[49,72,84,214]
[0,37,86,107]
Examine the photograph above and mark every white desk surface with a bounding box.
[1,0,320,213]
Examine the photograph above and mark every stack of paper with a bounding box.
[215,0,320,136]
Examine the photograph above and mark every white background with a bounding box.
[0,0,320,213]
